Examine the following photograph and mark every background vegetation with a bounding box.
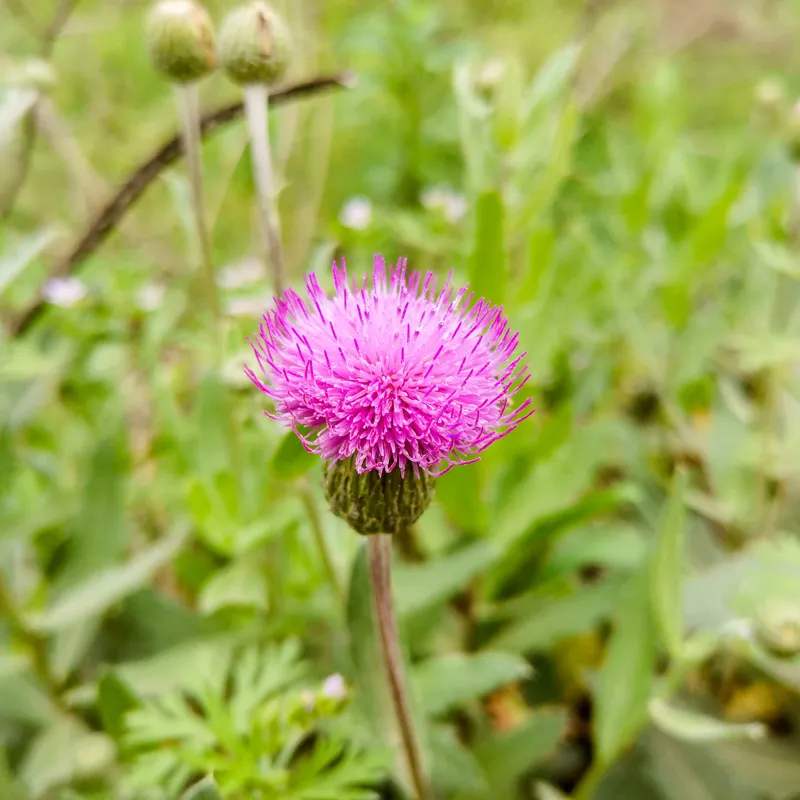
[4,0,800,798]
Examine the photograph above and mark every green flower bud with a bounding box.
[754,599,800,659]
[218,2,291,86]
[146,0,218,84]
[324,458,434,536]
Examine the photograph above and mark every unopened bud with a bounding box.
[324,458,434,536]
[218,2,290,86]
[146,0,218,84]
[754,599,800,659]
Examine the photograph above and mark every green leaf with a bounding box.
[0,747,22,800]
[518,98,580,227]
[475,709,568,794]
[59,431,129,588]
[539,524,647,581]
[649,698,766,743]
[535,784,571,800]
[97,670,139,740]
[489,578,622,654]
[429,724,487,795]
[414,651,531,716]
[470,190,507,303]
[0,670,59,726]
[271,430,317,481]
[18,716,115,799]
[522,43,581,115]
[394,542,498,618]
[181,775,222,800]
[346,543,394,745]
[27,528,189,633]
[650,469,688,658]
[0,227,57,294]
[436,464,487,533]
[594,568,657,767]
[193,372,233,478]
[646,730,760,800]
[198,557,269,614]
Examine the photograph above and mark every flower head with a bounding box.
[246,255,532,477]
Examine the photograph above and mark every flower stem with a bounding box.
[367,534,431,800]
[299,483,344,605]
[243,85,284,294]
[174,83,221,350]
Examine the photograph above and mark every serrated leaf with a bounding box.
[27,528,189,633]
[594,568,657,766]
[271,430,317,480]
[649,698,766,743]
[414,651,531,716]
[650,469,688,658]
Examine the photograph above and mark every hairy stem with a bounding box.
[367,534,431,800]
[244,85,284,294]
[174,83,221,348]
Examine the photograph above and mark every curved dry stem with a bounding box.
[7,73,353,337]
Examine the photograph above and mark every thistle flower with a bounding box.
[245,255,532,479]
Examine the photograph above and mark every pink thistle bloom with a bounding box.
[245,255,533,477]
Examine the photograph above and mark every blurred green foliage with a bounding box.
[5,0,800,798]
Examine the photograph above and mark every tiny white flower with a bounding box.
[137,283,166,312]
[217,256,264,289]
[339,196,372,230]
[42,276,87,307]
[321,673,347,701]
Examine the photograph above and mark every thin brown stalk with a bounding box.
[367,534,431,800]
[7,73,352,337]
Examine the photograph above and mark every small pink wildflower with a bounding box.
[246,255,533,477]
